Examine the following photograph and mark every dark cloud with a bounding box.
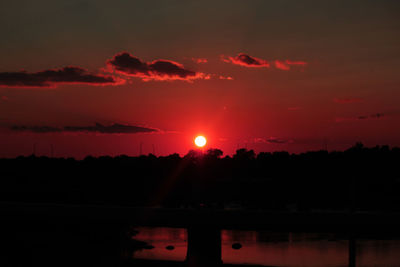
[335,113,385,122]
[0,67,122,88]
[11,123,158,134]
[107,52,209,81]
[64,123,158,134]
[357,116,369,120]
[333,98,363,104]
[254,137,293,144]
[222,53,270,68]
[360,113,384,120]
[11,125,62,133]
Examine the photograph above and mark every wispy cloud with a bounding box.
[254,137,294,144]
[335,113,385,122]
[191,58,208,64]
[218,75,233,80]
[275,60,308,70]
[286,60,307,66]
[222,53,307,71]
[274,60,290,70]
[11,123,158,134]
[0,67,123,88]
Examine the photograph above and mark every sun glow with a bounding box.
[194,135,207,148]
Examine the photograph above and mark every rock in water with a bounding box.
[232,243,242,250]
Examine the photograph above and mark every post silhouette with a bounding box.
[186,226,222,267]
[349,234,356,267]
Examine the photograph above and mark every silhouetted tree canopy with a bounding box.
[1,143,400,212]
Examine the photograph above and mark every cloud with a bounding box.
[254,137,293,144]
[221,53,270,68]
[11,123,158,134]
[11,125,62,133]
[360,113,384,120]
[275,60,308,71]
[107,52,209,81]
[285,60,307,66]
[335,113,385,122]
[64,123,158,134]
[218,75,233,80]
[222,54,307,70]
[0,67,123,88]
[191,58,208,64]
[333,98,363,104]
[274,60,290,70]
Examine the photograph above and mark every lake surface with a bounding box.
[132,227,400,267]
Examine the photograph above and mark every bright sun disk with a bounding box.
[194,135,207,147]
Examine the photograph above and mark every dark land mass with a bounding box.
[1,143,400,267]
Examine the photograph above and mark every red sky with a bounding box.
[1,0,400,158]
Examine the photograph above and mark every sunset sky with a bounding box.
[1,0,400,158]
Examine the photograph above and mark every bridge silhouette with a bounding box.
[2,202,400,267]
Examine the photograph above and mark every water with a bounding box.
[132,227,400,267]
[132,227,187,262]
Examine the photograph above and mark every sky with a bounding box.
[0,0,400,158]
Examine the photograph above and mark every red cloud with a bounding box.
[222,53,307,70]
[192,58,208,64]
[275,60,290,70]
[219,75,233,80]
[275,60,308,70]
[0,67,123,88]
[221,53,270,68]
[333,98,363,104]
[286,60,308,66]
[107,52,209,81]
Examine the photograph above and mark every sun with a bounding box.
[194,135,207,148]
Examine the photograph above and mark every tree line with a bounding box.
[1,143,399,212]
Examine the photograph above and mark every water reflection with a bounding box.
[222,230,348,267]
[132,227,400,267]
[132,227,187,261]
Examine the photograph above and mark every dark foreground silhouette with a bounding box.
[1,143,399,211]
[1,143,400,267]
